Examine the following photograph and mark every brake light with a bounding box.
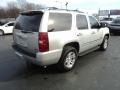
[38,32,49,52]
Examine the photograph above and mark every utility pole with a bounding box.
[98,8,100,21]
[65,2,68,10]
[108,10,110,18]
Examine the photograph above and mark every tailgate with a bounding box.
[13,11,43,54]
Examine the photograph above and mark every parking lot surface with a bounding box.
[0,35,120,90]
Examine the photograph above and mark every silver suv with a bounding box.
[12,9,110,72]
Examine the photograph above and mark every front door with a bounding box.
[88,16,103,47]
[76,14,95,53]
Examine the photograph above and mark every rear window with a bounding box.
[76,14,88,30]
[7,22,14,26]
[48,13,72,32]
[15,12,43,32]
[0,22,6,26]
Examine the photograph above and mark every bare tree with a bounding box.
[0,7,6,19]
[17,0,45,11]
[20,2,45,11]
[0,1,45,19]
[7,2,20,18]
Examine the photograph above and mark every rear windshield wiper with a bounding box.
[48,28,55,32]
[21,30,34,33]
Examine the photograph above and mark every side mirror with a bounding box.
[100,23,107,28]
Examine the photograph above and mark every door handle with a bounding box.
[77,33,82,36]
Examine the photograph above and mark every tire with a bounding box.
[100,36,109,51]
[57,46,78,72]
[0,30,4,36]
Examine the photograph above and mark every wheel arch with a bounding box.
[63,42,80,53]
[0,29,4,35]
[105,33,110,39]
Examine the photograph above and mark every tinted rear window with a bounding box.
[15,12,43,32]
[48,13,72,32]
[7,23,14,26]
[76,14,88,30]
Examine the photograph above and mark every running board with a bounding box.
[78,46,100,57]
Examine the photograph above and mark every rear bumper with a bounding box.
[36,49,62,66]
[12,44,62,66]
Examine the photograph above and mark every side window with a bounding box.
[7,23,14,26]
[48,13,72,32]
[76,14,88,30]
[89,16,99,29]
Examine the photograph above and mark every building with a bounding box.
[99,9,120,20]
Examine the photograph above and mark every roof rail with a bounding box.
[46,7,84,13]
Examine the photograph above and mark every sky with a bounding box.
[1,0,120,14]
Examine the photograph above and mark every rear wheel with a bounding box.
[100,36,109,51]
[57,46,78,72]
[0,30,4,36]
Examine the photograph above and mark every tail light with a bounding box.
[38,32,49,52]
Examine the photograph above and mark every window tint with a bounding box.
[15,12,43,32]
[89,16,99,29]
[48,13,72,32]
[76,15,88,30]
[8,23,14,26]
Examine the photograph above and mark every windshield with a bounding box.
[15,12,43,32]
[0,22,6,26]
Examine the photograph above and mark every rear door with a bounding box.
[47,12,73,51]
[13,11,43,54]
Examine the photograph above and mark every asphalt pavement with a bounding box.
[0,35,120,90]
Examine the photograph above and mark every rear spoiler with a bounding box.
[20,11,43,15]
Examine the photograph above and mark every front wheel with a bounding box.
[100,36,109,51]
[57,46,78,72]
[0,30,4,36]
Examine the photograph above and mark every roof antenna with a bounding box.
[65,2,68,10]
